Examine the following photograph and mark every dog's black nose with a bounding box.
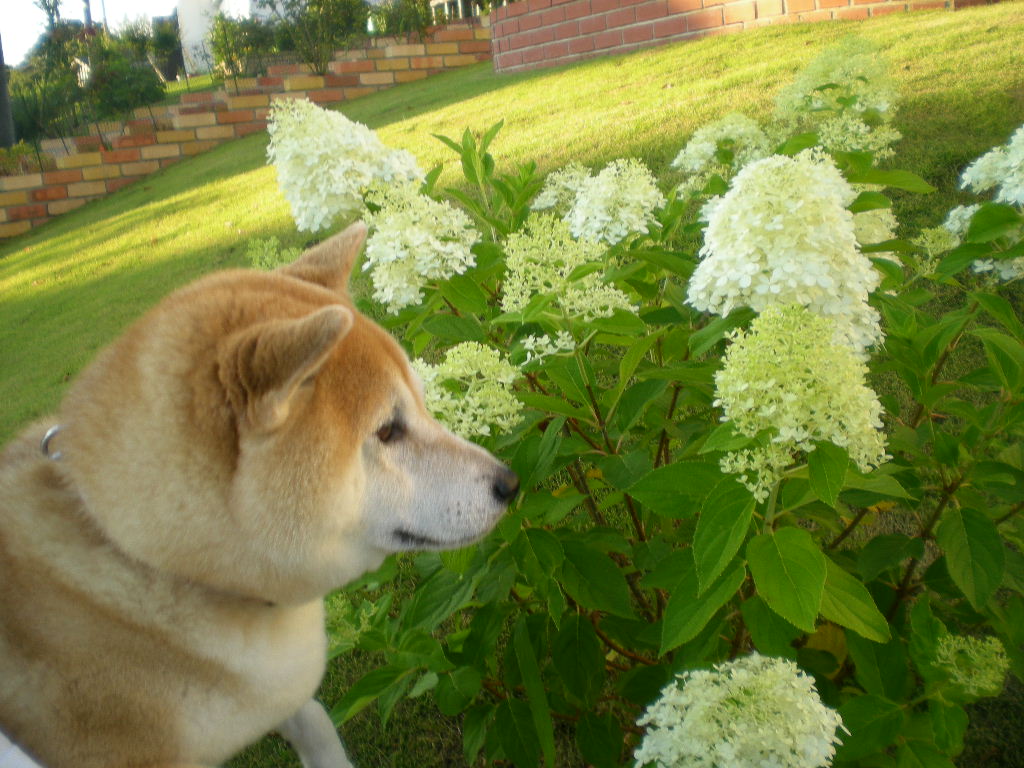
[492,468,520,503]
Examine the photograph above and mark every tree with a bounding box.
[0,33,15,148]
[34,0,63,30]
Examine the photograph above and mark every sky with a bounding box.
[3,0,179,67]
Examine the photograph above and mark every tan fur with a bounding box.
[0,223,515,767]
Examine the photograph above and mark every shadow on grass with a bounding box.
[0,134,285,441]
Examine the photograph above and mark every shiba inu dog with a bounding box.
[0,222,518,768]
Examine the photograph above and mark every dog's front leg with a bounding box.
[277,699,353,768]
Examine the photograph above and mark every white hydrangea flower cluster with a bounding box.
[935,635,1009,701]
[412,343,521,439]
[714,305,888,502]
[853,207,898,249]
[816,112,903,160]
[688,150,882,355]
[775,37,896,120]
[521,331,576,363]
[634,653,845,768]
[671,112,772,181]
[362,183,479,313]
[959,128,1024,281]
[531,159,665,245]
[531,162,592,214]
[566,159,666,244]
[944,204,981,238]
[960,125,1024,206]
[266,98,423,232]
[501,214,634,322]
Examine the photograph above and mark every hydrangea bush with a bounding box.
[265,40,1024,768]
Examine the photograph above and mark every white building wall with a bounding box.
[177,0,252,73]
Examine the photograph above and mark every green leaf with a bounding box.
[935,506,1005,610]
[935,242,993,278]
[907,596,947,683]
[972,290,1024,342]
[440,544,477,574]
[688,307,756,357]
[435,666,482,715]
[929,700,967,755]
[971,328,1024,393]
[517,392,592,423]
[421,313,485,343]
[850,190,892,212]
[626,460,724,517]
[835,694,904,762]
[897,740,956,768]
[480,120,504,153]
[846,168,936,193]
[560,539,635,618]
[777,132,819,156]
[441,273,490,315]
[462,704,494,765]
[846,631,910,700]
[858,534,925,581]
[406,670,438,698]
[495,698,541,768]
[740,595,800,658]
[511,529,564,592]
[614,379,668,434]
[693,476,755,593]
[401,568,477,631]
[699,420,757,454]
[575,713,623,768]
[747,528,827,633]
[842,468,914,500]
[552,614,605,709]
[820,558,890,642]
[330,665,414,724]
[513,617,555,768]
[808,441,849,508]
[965,202,1022,243]
[661,550,745,654]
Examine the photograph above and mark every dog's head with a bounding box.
[59,223,517,604]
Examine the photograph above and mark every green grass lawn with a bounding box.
[2,4,1024,765]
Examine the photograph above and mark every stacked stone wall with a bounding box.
[0,20,492,240]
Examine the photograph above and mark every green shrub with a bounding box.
[208,13,277,78]
[0,141,54,177]
[370,0,433,39]
[259,0,370,74]
[84,38,165,120]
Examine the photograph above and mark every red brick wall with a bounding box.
[489,0,995,72]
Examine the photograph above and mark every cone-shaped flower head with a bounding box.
[635,653,846,768]
[267,98,423,232]
[363,182,479,314]
[412,343,520,439]
[714,305,888,501]
[688,149,882,355]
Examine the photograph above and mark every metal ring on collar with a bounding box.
[40,425,63,461]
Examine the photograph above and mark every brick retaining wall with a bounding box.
[0,20,492,240]
[489,0,998,72]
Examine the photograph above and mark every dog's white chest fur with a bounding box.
[178,600,328,762]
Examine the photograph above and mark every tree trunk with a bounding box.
[84,0,94,28]
[0,32,17,148]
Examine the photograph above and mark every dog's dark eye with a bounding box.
[376,420,404,444]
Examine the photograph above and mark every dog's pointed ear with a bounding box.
[281,221,367,293]
[219,305,353,431]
